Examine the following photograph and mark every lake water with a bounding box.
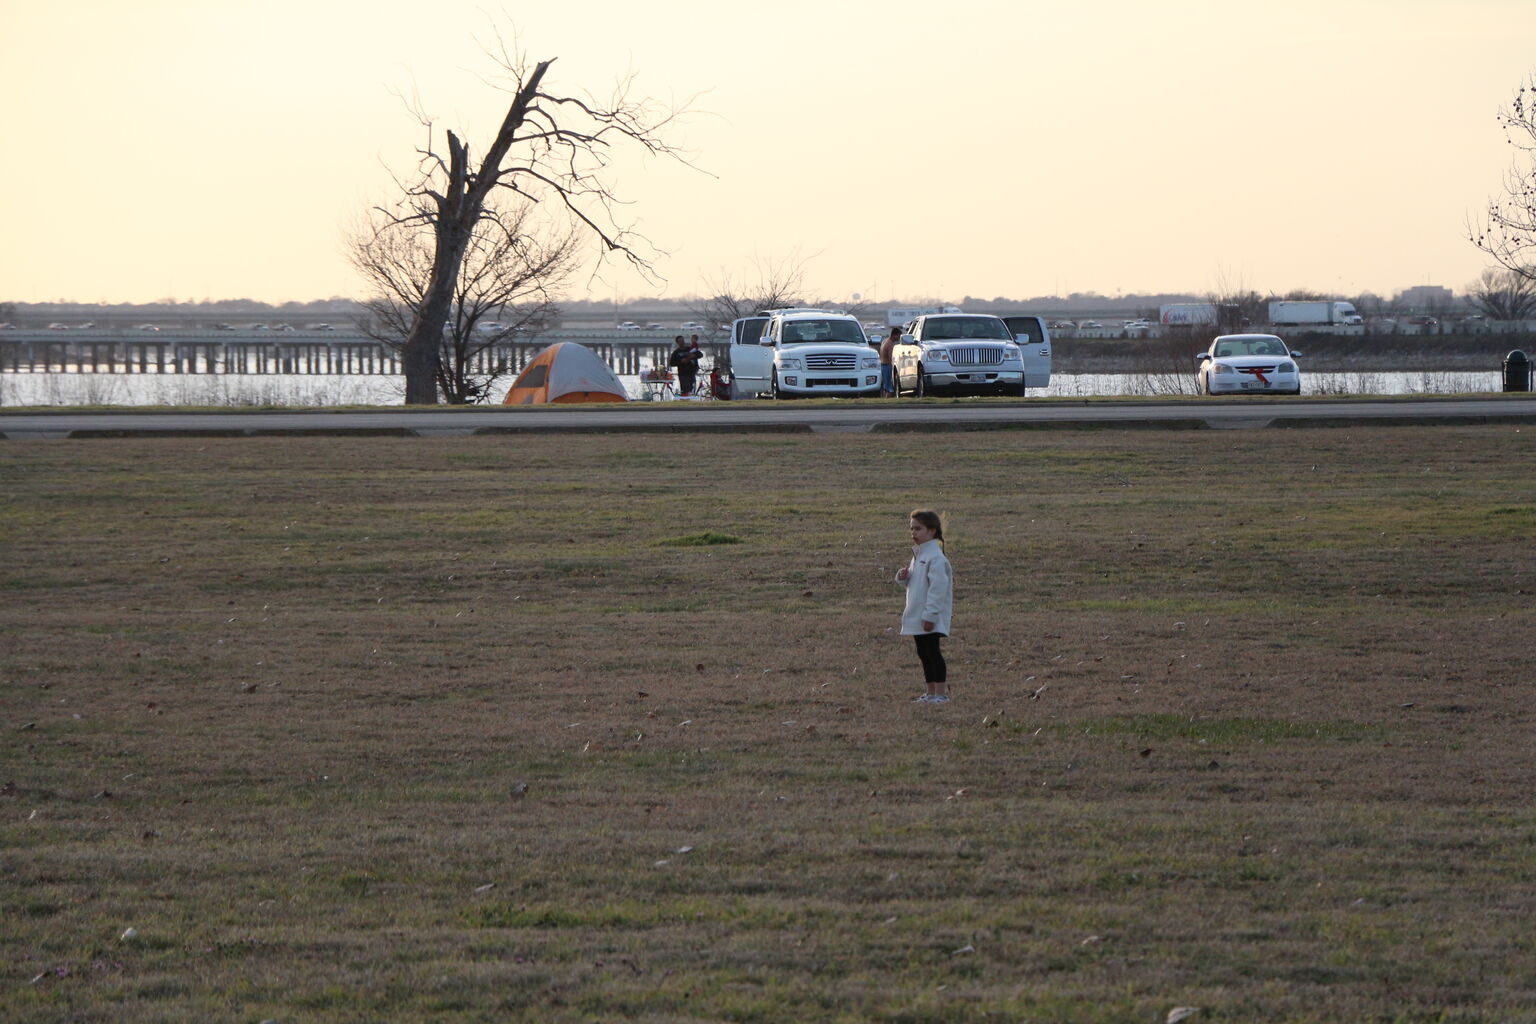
[0,370,1507,408]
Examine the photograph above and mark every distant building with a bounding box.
[1393,285,1455,310]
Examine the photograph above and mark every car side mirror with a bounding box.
[1195,353,1209,362]
[1289,350,1303,358]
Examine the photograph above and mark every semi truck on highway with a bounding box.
[885,305,962,327]
[1158,303,1219,326]
[1268,300,1363,327]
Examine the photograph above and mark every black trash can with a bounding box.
[1504,350,1531,392]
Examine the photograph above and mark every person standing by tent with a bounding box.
[896,509,953,704]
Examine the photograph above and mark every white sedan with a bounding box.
[1195,334,1302,395]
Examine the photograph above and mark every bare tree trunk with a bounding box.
[403,289,451,405]
[401,61,551,404]
[402,218,472,405]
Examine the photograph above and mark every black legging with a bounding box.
[914,633,946,683]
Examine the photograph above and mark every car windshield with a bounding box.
[921,316,1012,341]
[779,319,866,345]
[1213,338,1288,358]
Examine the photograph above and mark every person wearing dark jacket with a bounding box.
[668,335,699,395]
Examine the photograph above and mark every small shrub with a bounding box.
[657,532,743,547]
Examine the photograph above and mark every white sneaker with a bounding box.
[928,694,951,704]
[911,694,934,703]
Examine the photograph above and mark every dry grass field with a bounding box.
[2,425,1533,1023]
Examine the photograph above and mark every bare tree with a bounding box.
[1471,73,1536,283]
[1205,271,1266,334]
[1349,292,1387,319]
[687,255,813,331]
[379,44,686,404]
[351,200,580,403]
[1467,266,1536,320]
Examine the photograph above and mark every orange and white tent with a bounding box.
[502,343,629,405]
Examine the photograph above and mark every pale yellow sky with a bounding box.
[3,0,1533,305]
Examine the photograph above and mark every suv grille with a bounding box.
[805,353,856,370]
[949,347,1004,366]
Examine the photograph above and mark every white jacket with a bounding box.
[897,539,952,636]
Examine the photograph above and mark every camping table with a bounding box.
[638,374,676,401]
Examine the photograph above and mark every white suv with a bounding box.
[728,310,881,399]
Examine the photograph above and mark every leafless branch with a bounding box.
[1471,73,1536,283]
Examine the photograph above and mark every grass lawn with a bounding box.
[2,425,1533,1022]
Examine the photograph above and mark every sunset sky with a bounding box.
[3,0,1534,306]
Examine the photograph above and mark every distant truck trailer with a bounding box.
[886,305,962,327]
[1158,303,1219,326]
[1268,300,1363,327]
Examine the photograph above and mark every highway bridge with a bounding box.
[0,328,725,376]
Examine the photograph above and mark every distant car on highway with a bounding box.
[1079,320,1103,329]
[309,323,337,331]
[1405,315,1439,326]
[617,321,641,330]
[1195,333,1302,396]
[136,324,161,332]
[679,321,707,331]
[47,323,70,330]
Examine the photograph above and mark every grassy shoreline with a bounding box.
[3,428,1533,1022]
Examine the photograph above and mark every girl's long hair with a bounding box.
[910,508,944,546]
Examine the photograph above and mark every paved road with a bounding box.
[3,396,1535,439]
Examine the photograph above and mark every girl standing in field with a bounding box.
[896,509,953,704]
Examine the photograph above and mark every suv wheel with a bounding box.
[915,366,929,398]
